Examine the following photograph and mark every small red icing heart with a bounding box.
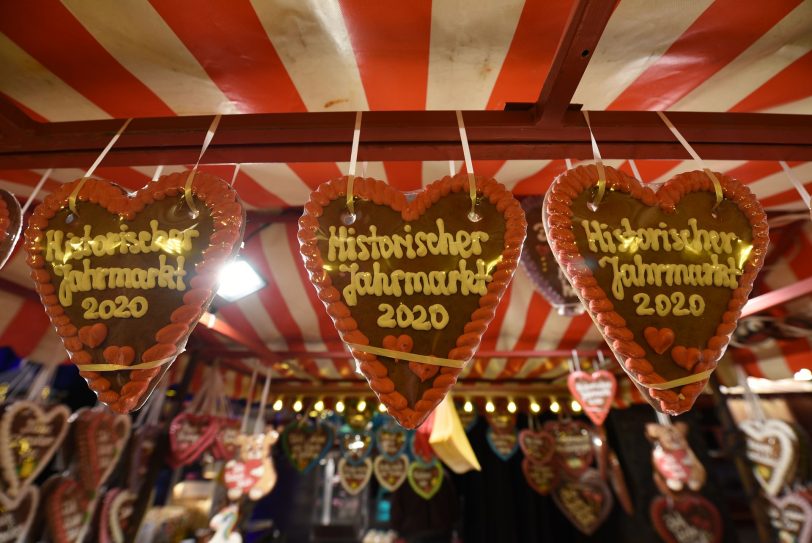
[671,346,702,372]
[383,334,414,354]
[103,346,135,367]
[78,323,107,348]
[644,327,675,355]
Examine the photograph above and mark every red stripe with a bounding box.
[480,283,513,350]
[608,0,802,111]
[722,161,782,184]
[2,95,48,123]
[472,161,506,180]
[555,314,595,350]
[383,162,422,191]
[150,0,306,113]
[0,299,51,357]
[196,164,288,208]
[512,160,569,195]
[338,0,430,110]
[635,160,682,183]
[217,302,285,351]
[287,163,343,191]
[94,167,152,191]
[494,294,551,379]
[0,170,62,193]
[731,49,812,112]
[485,0,574,109]
[759,181,812,208]
[0,0,174,117]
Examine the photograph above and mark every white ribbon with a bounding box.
[20,169,51,215]
[779,161,811,210]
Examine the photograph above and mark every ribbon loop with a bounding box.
[582,111,606,210]
[455,111,479,222]
[347,343,467,369]
[779,160,812,215]
[184,114,222,218]
[346,112,363,218]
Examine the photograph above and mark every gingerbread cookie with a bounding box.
[374,454,408,492]
[298,174,525,428]
[0,189,22,270]
[24,172,245,414]
[645,422,706,495]
[650,493,722,543]
[544,165,767,414]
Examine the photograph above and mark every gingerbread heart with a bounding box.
[518,429,555,464]
[650,493,723,543]
[519,196,583,315]
[646,422,706,494]
[740,419,798,496]
[376,422,407,459]
[522,458,557,496]
[486,425,518,461]
[72,408,131,493]
[44,476,92,543]
[768,492,812,543]
[212,418,242,461]
[24,173,245,414]
[552,469,613,535]
[546,420,594,478]
[0,189,22,270]
[374,454,409,492]
[408,459,443,500]
[338,457,372,496]
[99,488,136,543]
[0,401,70,507]
[544,166,767,414]
[168,413,220,468]
[224,458,262,502]
[299,174,525,428]
[607,450,634,516]
[127,424,160,493]
[567,370,617,426]
[281,422,333,473]
[0,485,37,543]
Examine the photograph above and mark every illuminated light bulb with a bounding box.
[314,400,325,412]
[292,399,303,412]
[507,400,517,414]
[550,400,560,413]
[530,400,541,414]
[378,403,387,413]
[571,400,582,412]
[335,400,345,413]
[357,399,367,412]
[485,400,495,413]
[463,400,474,413]
[272,399,283,411]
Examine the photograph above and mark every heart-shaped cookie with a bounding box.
[299,174,525,428]
[552,469,613,535]
[374,454,409,492]
[340,429,373,464]
[567,370,617,426]
[281,422,333,473]
[0,401,70,507]
[768,492,812,543]
[44,476,92,543]
[24,173,245,414]
[127,424,160,493]
[0,484,38,543]
[408,459,443,500]
[646,422,706,494]
[338,457,372,496]
[376,423,407,459]
[212,418,242,461]
[518,429,555,464]
[0,189,22,270]
[520,196,583,315]
[224,458,262,501]
[740,419,798,496]
[544,166,768,414]
[168,413,220,468]
[522,458,557,496]
[546,420,594,478]
[99,488,136,543]
[650,493,722,543]
[72,408,131,493]
[486,426,519,461]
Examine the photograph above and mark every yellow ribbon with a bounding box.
[346,343,467,369]
[629,368,714,392]
[455,111,479,221]
[76,355,175,373]
[346,112,363,217]
[582,110,606,210]
[183,114,222,218]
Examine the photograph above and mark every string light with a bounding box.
[485,400,495,413]
[530,399,541,414]
[378,403,387,413]
[571,400,582,413]
[357,399,367,412]
[292,399,303,412]
[463,400,473,413]
[272,398,283,411]
[335,400,345,413]
[549,399,560,413]
[314,399,324,412]
[507,400,517,414]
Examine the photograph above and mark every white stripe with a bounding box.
[259,224,328,351]
[649,160,746,186]
[533,311,573,351]
[514,358,545,379]
[496,272,534,351]
[0,180,50,201]
[749,163,812,200]
[0,292,24,336]
[763,95,812,114]
[232,295,289,351]
[0,33,110,121]
[753,341,794,380]
[314,359,341,379]
[240,163,313,206]
[673,3,812,112]
[426,0,524,109]
[494,160,552,190]
[481,358,507,380]
[337,161,388,182]
[421,162,455,186]
[250,0,369,111]
[62,0,238,116]
[27,328,67,366]
[573,0,712,109]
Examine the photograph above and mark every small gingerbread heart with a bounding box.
[78,323,108,348]
[671,346,702,372]
[644,327,675,355]
[103,346,135,367]
[383,334,414,353]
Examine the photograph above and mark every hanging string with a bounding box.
[737,365,766,422]
[241,367,258,434]
[628,159,643,183]
[151,165,164,182]
[656,111,723,210]
[253,371,272,435]
[449,160,456,177]
[565,158,573,170]
[183,114,221,218]
[24,363,57,403]
[20,169,52,215]
[68,118,132,215]
[655,411,672,426]
[779,160,811,212]
[596,350,606,369]
[582,111,606,210]
[455,111,480,221]
[361,161,368,178]
[571,349,582,372]
[230,163,241,188]
[345,112,363,218]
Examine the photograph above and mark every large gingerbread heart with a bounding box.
[567,370,617,426]
[374,454,409,492]
[0,401,69,507]
[769,492,812,543]
[520,195,583,315]
[0,485,37,543]
[24,173,245,414]
[72,408,131,493]
[544,166,767,414]
[338,457,372,496]
[546,420,594,478]
[552,469,613,535]
[0,189,22,270]
[518,429,555,464]
[299,174,525,428]
[168,413,220,468]
[281,422,334,473]
[650,493,723,543]
[44,476,92,543]
[522,458,557,496]
[740,418,798,496]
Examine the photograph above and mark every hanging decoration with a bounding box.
[375,420,407,460]
[0,189,22,270]
[281,420,333,474]
[519,195,582,315]
[340,429,374,464]
[768,491,812,543]
[645,419,706,495]
[373,454,409,492]
[70,408,131,494]
[410,423,437,465]
[518,428,555,464]
[522,457,557,496]
[544,112,768,415]
[298,113,525,428]
[486,413,519,461]
[567,351,616,426]
[0,485,37,543]
[428,395,480,474]
[551,469,613,536]
[43,476,92,543]
[649,493,723,543]
[338,457,373,496]
[607,449,634,515]
[407,459,443,500]
[546,420,594,478]
[213,418,242,462]
[209,504,243,543]
[98,488,136,543]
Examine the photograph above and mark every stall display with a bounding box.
[0,189,22,270]
[338,457,373,496]
[546,420,594,478]
[373,455,409,492]
[281,420,334,474]
[551,468,613,536]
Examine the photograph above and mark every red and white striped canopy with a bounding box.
[0,0,810,383]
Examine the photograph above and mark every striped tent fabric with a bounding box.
[0,0,811,384]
